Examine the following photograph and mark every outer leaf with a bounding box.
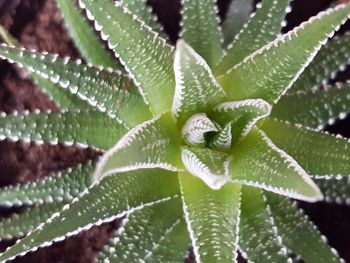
[179,172,241,263]
[0,111,127,150]
[222,0,254,47]
[291,31,350,93]
[266,193,344,263]
[211,99,271,142]
[262,119,350,176]
[0,163,94,207]
[172,40,226,124]
[0,203,64,241]
[0,26,86,110]
[181,147,231,190]
[79,0,175,114]
[55,0,119,69]
[0,44,151,127]
[271,82,350,130]
[97,198,189,263]
[0,169,180,262]
[215,0,291,74]
[313,175,350,204]
[239,187,291,263]
[94,114,182,182]
[229,128,322,202]
[217,4,350,104]
[180,0,223,66]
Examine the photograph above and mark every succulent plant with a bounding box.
[0,0,350,262]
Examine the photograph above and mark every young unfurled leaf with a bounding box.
[290,32,350,94]
[215,0,292,74]
[211,99,271,142]
[266,193,344,263]
[0,169,180,263]
[229,128,322,202]
[217,4,350,104]
[181,147,231,190]
[172,40,226,124]
[313,175,350,204]
[0,44,152,127]
[78,0,175,114]
[179,172,241,263]
[0,203,65,241]
[0,111,127,150]
[55,0,120,69]
[222,0,254,47]
[94,114,182,182]
[262,119,350,176]
[271,83,350,130]
[97,198,189,263]
[180,0,223,66]
[210,122,232,150]
[239,187,291,263]
[0,163,94,207]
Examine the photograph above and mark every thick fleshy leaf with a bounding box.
[78,0,175,114]
[180,0,223,66]
[181,147,231,190]
[222,0,254,47]
[211,99,271,142]
[217,4,350,104]
[229,128,322,202]
[0,169,180,262]
[313,175,350,204]
[0,44,151,127]
[97,198,189,263]
[179,172,241,263]
[0,163,94,207]
[215,0,291,74]
[266,193,344,263]
[0,111,127,150]
[262,119,350,176]
[239,187,291,263]
[55,0,119,69]
[181,113,218,146]
[210,122,232,150]
[291,31,350,93]
[0,203,65,241]
[271,82,350,130]
[172,40,226,124]
[94,114,182,182]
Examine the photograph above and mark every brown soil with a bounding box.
[0,0,349,262]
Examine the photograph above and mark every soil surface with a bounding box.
[0,0,349,262]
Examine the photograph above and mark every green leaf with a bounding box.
[0,44,151,127]
[222,0,254,47]
[55,0,120,69]
[94,114,182,182]
[0,111,127,150]
[211,99,271,143]
[181,147,231,190]
[215,0,291,75]
[210,122,232,150]
[271,82,350,130]
[313,175,350,204]
[97,198,189,263]
[0,203,65,241]
[0,169,180,263]
[262,119,350,176]
[78,0,175,114]
[217,4,350,104]
[0,162,94,207]
[239,187,291,263]
[172,40,226,125]
[266,193,344,263]
[290,31,350,93]
[229,128,322,202]
[179,172,241,263]
[180,0,223,66]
